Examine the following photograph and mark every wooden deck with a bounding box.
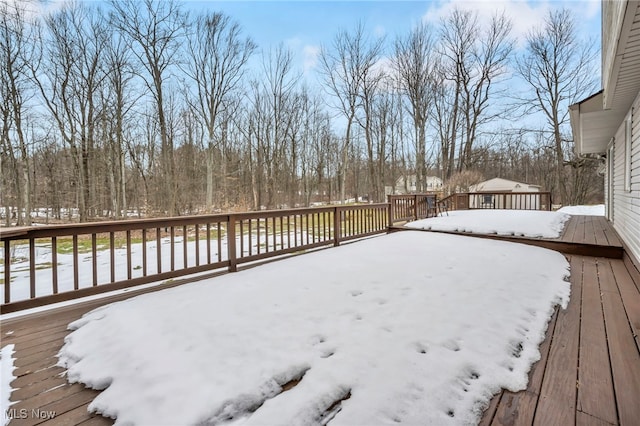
[1,215,639,425]
[2,303,114,425]
[480,255,640,425]
[393,215,625,259]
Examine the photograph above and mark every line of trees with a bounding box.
[1,0,601,224]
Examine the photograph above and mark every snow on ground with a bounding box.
[405,210,571,239]
[557,204,605,216]
[1,344,16,426]
[1,230,309,303]
[58,232,570,425]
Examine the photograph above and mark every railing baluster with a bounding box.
[72,235,78,291]
[182,225,187,269]
[142,228,147,276]
[240,220,245,257]
[127,230,132,280]
[206,223,211,264]
[195,224,200,267]
[248,219,252,256]
[92,234,97,286]
[156,227,162,274]
[170,226,175,272]
[272,216,276,251]
[52,237,58,294]
[110,232,115,282]
[227,216,237,272]
[257,219,261,255]
[3,240,9,303]
[217,222,222,262]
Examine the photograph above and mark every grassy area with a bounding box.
[12,262,59,273]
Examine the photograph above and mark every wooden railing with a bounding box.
[467,192,552,211]
[387,194,438,223]
[0,193,552,313]
[437,192,552,212]
[0,204,389,313]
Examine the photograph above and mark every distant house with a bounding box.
[569,0,640,266]
[469,178,542,209]
[392,175,443,194]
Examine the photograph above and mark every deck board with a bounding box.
[577,258,617,424]
[531,256,581,426]
[600,262,640,425]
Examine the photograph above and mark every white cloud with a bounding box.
[374,25,386,38]
[7,0,72,19]
[422,0,600,48]
[302,44,321,73]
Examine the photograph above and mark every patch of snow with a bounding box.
[406,210,570,238]
[58,232,570,425]
[1,230,310,303]
[557,205,605,216]
[1,344,16,426]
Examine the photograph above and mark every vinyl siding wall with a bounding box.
[612,92,640,261]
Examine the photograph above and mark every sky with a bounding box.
[35,0,601,80]
[185,0,602,79]
[29,0,602,135]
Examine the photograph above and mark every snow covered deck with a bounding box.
[1,217,639,425]
[403,214,624,259]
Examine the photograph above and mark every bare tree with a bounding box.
[0,0,34,224]
[393,23,437,192]
[320,23,382,203]
[516,8,597,204]
[101,28,137,219]
[246,46,300,209]
[184,12,256,211]
[435,9,513,178]
[110,0,184,216]
[30,2,109,221]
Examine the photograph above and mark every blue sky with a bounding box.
[185,0,602,78]
[36,0,602,83]
[33,0,602,132]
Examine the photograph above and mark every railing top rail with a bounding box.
[0,213,231,241]
[387,193,437,198]
[336,203,389,211]
[0,204,393,241]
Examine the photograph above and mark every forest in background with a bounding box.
[1,0,603,225]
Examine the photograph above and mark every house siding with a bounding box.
[612,92,640,262]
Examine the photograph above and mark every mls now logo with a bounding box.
[4,408,56,420]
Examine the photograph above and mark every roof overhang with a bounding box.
[569,90,625,155]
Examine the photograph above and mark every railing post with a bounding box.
[414,194,418,221]
[333,206,341,246]
[227,215,237,272]
[387,195,394,226]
